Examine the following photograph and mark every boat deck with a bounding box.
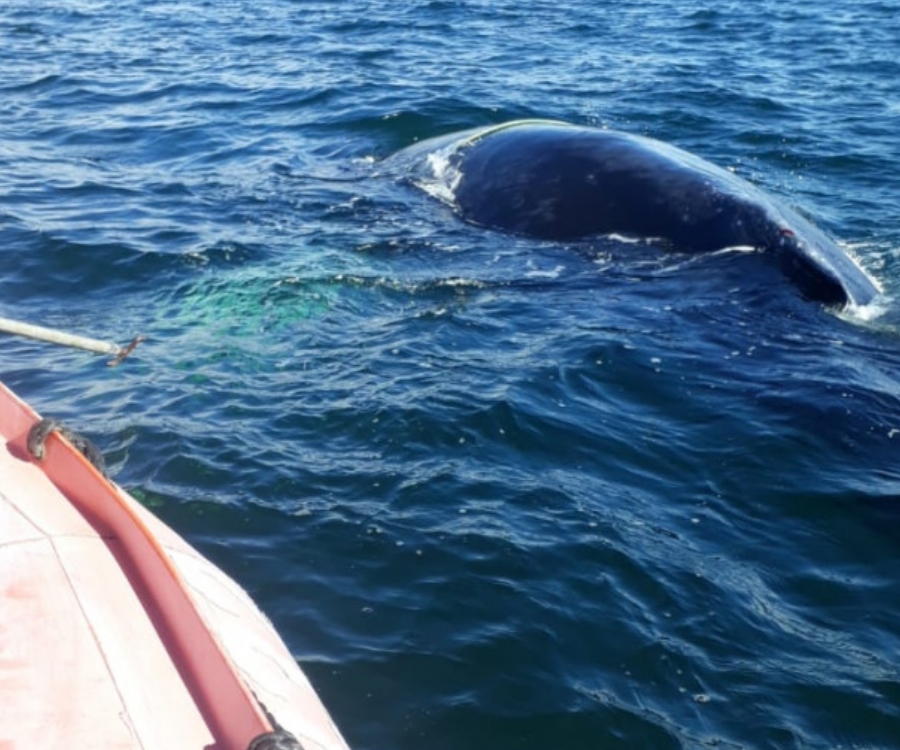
[1,443,213,748]
[0,382,349,750]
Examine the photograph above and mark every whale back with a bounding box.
[453,123,759,250]
[396,121,879,307]
[762,204,877,307]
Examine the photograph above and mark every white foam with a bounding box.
[411,144,464,205]
[523,264,565,279]
[838,294,891,324]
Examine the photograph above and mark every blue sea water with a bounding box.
[2,1,900,748]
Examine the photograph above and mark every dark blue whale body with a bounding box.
[396,120,878,307]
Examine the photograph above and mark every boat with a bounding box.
[0,380,351,750]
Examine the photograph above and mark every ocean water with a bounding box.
[2,1,900,748]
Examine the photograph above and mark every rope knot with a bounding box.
[27,417,107,476]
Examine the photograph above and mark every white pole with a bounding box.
[0,316,143,365]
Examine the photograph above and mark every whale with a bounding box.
[393,120,878,308]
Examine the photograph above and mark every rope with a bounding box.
[246,729,306,750]
[246,696,306,750]
[27,417,107,476]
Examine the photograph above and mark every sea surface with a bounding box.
[2,1,900,748]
